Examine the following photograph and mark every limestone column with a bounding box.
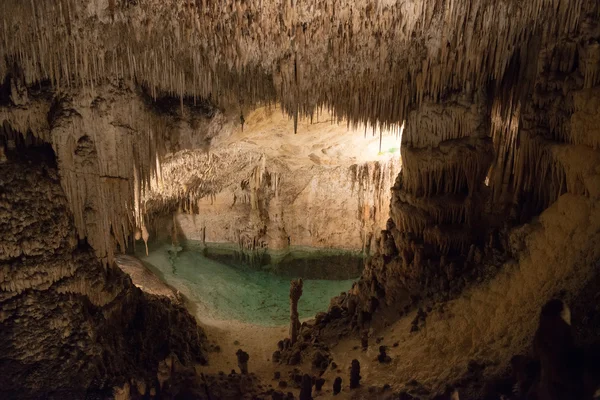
[366,90,495,304]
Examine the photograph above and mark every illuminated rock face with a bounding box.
[150,154,400,254]
[139,106,403,254]
[0,148,207,398]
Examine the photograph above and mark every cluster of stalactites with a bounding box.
[401,137,493,199]
[0,0,590,132]
[487,24,600,214]
[140,148,285,223]
[349,157,401,251]
[390,191,477,237]
[388,92,493,255]
[56,120,161,265]
[1,88,168,266]
[143,150,227,216]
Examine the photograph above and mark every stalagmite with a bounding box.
[299,374,313,400]
[289,278,304,345]
[333,377,342,395]
[350,359,361,389]
[141,224,149,256]
[236,349,249,374]
[171,215,179,248]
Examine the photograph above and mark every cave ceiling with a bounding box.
[1,0,593,128]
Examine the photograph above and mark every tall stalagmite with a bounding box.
[289,278,304,345]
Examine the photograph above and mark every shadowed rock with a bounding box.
[350,359,361,389]
[333,377,342,395]
[236,349,250,374]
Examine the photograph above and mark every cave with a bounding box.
[1,1,599,400]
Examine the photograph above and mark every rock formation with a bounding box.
[361,329,370,350]
[531,299,582,400]
[350,359,362,389]
[333,377,342,395]
[378,346,392,364]
[315,378,325,392]
[299,374,313,400]
[0,83,223,266]
[289,278,304,345]
[0,146,207,398]
[236,349,250,374]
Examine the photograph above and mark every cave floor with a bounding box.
[120,193,600,398]
[119,246,420,396]
[115,245,543,397]
[125,242,375,396]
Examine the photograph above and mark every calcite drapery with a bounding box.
[392,90,493,258]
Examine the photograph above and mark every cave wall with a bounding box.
[0,83,229,265]
[0,148,207,399]
[153,158,400,253]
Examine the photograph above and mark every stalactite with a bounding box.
[1,0,597,270]
[349,158,401,251]
[0,0,590,133]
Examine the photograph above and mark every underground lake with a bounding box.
[137,241,364,326]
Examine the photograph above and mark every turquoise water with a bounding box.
[138,243,359,326]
